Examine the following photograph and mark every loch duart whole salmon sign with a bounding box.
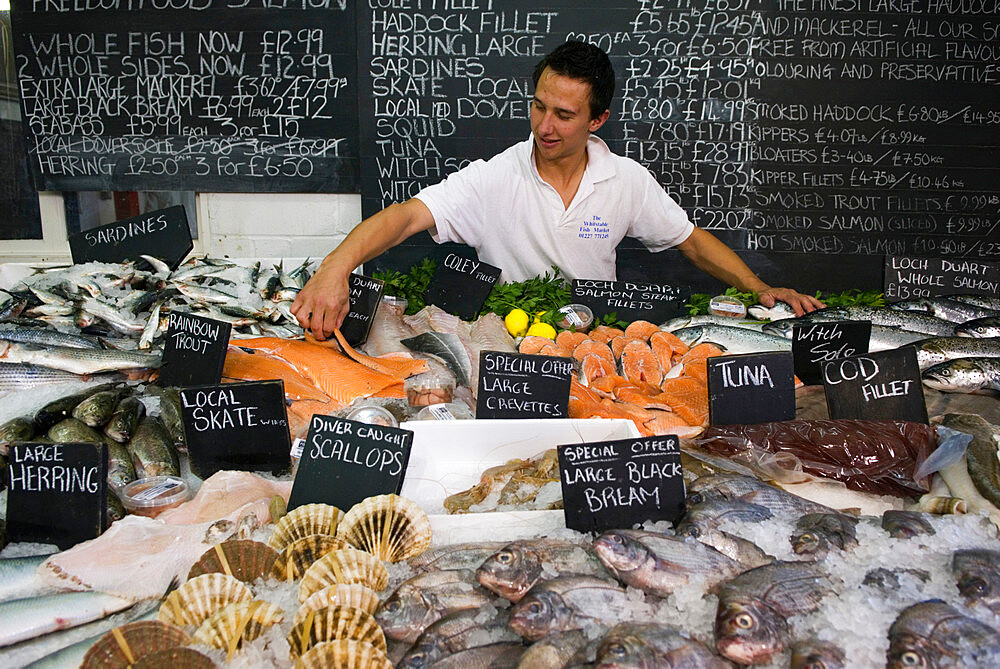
[557,436,685,533]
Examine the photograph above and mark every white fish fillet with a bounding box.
[0,591,133,647]
[361,302,417,357]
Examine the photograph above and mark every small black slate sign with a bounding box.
[341,274,385,347]
[159,313,232,387]
[68,205,193,270]
[558,436,685,533]
[180,380,291,479]
[5,441,107,549]
[572,279,689,324]
[477,351,572,419]
[792,320,872,386]
[424,253,501,320]
[884,255,1000,300]
[708,351,796,425]
[288,414,412,512]
[823,347,928,423]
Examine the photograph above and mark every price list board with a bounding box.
[358,0,999,290]
[10,0,358,192]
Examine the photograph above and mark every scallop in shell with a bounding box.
[287,605,387,660]
[191,600,285,660]
[271,534,349,581]
[158,573,253,627]
[132,647,217,669]
[188,540,279,583]
[294,639,392,669]
[298,548,388,602]
[296,584,381,626]
[268,504,344,551]
[335,494,431,562]
[81,621,190,669]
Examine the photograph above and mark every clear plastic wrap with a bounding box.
[695,419,935,497]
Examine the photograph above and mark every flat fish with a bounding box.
[402,332,472,387]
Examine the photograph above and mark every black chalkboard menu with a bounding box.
[884,256,1000,300]
[6,441,107,549]
[424,253,501,321]
[792,320,871,386]
[572,279,689,324]
[558,435,685,533]
[707,351,796,425]
[10,0,358,192]
[823,346,928,424]
[68,205,192,269]
[341,274,384,347]
[359,0,1000,293]
[477,351,572,419]
[159,311,231,387]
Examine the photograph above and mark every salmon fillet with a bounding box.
[621,339,663,386]
[223,346,330,402]
[589,326,624,343]
[658,376,709,427]
[624,320,659,341]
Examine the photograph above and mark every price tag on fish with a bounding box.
[288,414,413,511]
[68,205,193,270]
[424,253,501,321]
[792,321,871,386]
[572,279,689,324]
[159,312,232,387]
[884,255,1000,300]
[557,436,685,533]
[708,352,796,426]
[823,347,928,423]
[341,274,385,347]
[5,441,108,549]
[477,351,572,419]
[180,380,292,479]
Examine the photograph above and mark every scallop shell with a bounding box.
[268,504,344,551]
[298,548,388,603]
[188,540,279,583]
[158,573,253,627]
[296,584,381,626]
[132,647,216,669]
[192,600,285,660]
[271,534,349,581]
[335,494,431,562]
[287,605,387,660]
[81,621,190,669]
[294,639,392,669]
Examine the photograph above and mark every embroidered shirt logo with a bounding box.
[578,215,610,240]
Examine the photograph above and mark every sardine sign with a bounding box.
[424,253,501,320]
[572,279,690,324]
[5,441,107,549]
[792,320,872,386]
[477,351,572,419]
[68,205,192,270]
[180,380,291,478]
[884,255,1000,300]
[557,436,685,533]
[288,414,413,511]
[159,312,231,386]
[823,347,928,423]
[708,351,796,425]
[341,274,385,347]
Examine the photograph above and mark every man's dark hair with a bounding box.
[533,41,615,120]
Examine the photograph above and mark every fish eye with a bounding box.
[899,651,923,666]
[497,551,514,564]
[734,613,755,629]
[606,643,627,657]
[528,602,542,614]
[799,533,816,543]
[610,534,625,545]
[961,577,989,596]
[682,525,700,538]
[407,652,427,667]
[689,493,704,504]
[384,600,401,612]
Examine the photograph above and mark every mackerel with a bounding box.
[0,591,134,647]
[672,324,791,354]
[913,336,1000,370]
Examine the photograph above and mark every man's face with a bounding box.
[530,67,609,166]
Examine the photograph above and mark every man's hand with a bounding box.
[290,260,351,340]
[757,287,825,316]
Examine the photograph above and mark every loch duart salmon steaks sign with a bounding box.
[558,436,685,533]
[571,279,689,324]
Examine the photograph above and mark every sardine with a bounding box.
[890,297,999,323]
[78,298,144,334]
[398,608,521,669]
[952,549,1000,615]
[477,539,610,602]
[790,638,845,669]
[0,340,161,375]
[0,591,134,647]
[409,542,509,572]
[672,325,791,354]
[790,513,859,558]
[0,554,53,603]
[943,413,1000,509]
[887,600,1000,668]
[714,562,834,665]
[376,570,493,644]
[913,337,1000,370]
[508,576,633,642]
[956,316,1000,338]
[126,416,179,478]
[104,396,146,444]
[595,622,734,668]
[881,510,936,539]
[922,357,1000,394]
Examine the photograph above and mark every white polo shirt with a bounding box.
[416,135,694,283]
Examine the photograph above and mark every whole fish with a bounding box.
[0,417,34,454]
[410,541,509,572]
[78,297,144,334]
[714,562,834,665]
[956,316,1000,338]
[126,416,179,478]
[913,337,1000,370]
[672,325,790,354]
[881,510,936,539]
[595,622,734,669]
[922,357,1000,394]
[145,386,184,449]
[516,630,589,669]
[789,513,859,558]
[593,530,744,596]
[887,600,1000,668]
[952,549,1000,615]
[790,639,845,669]
[0,591,134,647]
[0,327,102,350]
[34,386,111,432]
[943,413,1000,509]
[688,474,835,516]
[398,608,521,669]
[819,306,956,336]
[890,297,999,323]
[376,570,493,644]
[950,294,1000,311]
[0,341,161,375]
[71,387,127,427]
[418,642,525,668]
[663,314,767,332]
[477,539,610,602]
[688,528,774,569]
[0,363,85,395]
[677,497,773,537]
[0,554,53,603]
[508,575,633,642]
[104,396,146,444]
